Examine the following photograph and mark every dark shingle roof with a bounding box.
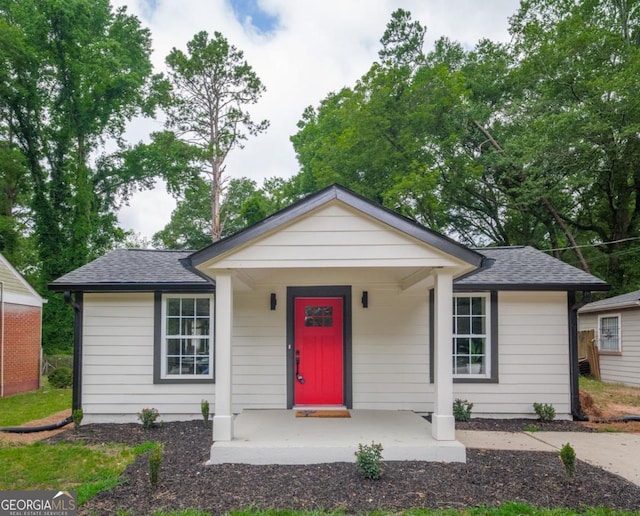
[456,246,609,291]
[50,245,609,293]
[578,289,640,313]
[49,249,212,292]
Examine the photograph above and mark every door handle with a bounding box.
[295,351,305,384]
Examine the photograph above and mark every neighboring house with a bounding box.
[0,253,44,397]
[578,290,640,387]
[49,185,609,444]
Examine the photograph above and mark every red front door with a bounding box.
[294,297,344,405]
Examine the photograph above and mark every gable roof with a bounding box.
[578,289,640,314]
[49,249,213,292]
[0,252,43,306]
[455,246,610,292]
[186,184,485,269]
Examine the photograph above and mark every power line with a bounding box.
[543,236,640,253]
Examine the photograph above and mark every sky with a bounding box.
[112,0,521,241]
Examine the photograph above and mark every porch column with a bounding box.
[431,269,455,441]
[213,271,233,441]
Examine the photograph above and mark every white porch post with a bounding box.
[213,271,233,441]
[431,269,455,441]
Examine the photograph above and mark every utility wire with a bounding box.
[543,236,640,253]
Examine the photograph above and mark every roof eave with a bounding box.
[48,282,215,293]
[578,299,640,314]
[454,283,611,292]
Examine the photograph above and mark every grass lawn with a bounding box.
[0,377,71,427]
[0,441,154,505]
[579,375,640,409]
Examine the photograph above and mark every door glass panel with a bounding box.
[304,305,334,326]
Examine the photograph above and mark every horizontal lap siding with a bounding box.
[454,291,571,418]
[83,293,213,422]
[232,291,286,411]
[579,310,640,387]
[352,288,429,411]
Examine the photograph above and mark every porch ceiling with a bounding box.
[224,266,439,292]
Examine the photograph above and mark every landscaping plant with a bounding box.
[559,442,576,479]
[453,398,473,422]
[138,408,160,429]
[533,402,556,422]
[355,441,383,480]
[48,366,73,389]
[149,442,163,487]
[201,399,210,427]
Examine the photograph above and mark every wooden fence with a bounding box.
[578,329,600,380]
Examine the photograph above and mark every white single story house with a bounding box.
[578,290,640,387]
[50,185,609,448]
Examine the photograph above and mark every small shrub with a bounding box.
[559,442,576,478]
[453,398,473,422]
[48,366,73,389]
[355,441,383,480]
[149,442,163,487]
[533,402,556,423]
[72,408,83,430]
[138,408,160,429]
[522,424,539,432]
[201,399,210,427]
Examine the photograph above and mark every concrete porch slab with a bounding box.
[208,409,466,465]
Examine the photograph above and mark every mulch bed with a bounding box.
[47,419,640,514]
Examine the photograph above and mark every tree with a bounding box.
[163,31,269,242]
[0,0,155,352]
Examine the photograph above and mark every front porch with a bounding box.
[208,409,466,465]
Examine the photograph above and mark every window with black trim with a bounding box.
[453,294,490,377]
[161,294,214,379]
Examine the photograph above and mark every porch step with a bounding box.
[208,409,466,465]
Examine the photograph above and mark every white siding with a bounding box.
[579,309,640,387]
[453,291,571,419]
[82,293,214,423]
[204,203,465,270]
[352,287,430,411]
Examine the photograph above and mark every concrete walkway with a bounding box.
[457,430,640,487]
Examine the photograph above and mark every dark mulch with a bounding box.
[455,418,596,433]
[49,420,640,515]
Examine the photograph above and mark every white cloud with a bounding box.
[114,0,520,242]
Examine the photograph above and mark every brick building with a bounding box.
[0,253,43,397]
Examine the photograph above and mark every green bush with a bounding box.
[533,402,556,422]
[355,441,383,480]
[453,398,473,422]
[149,442,163,487]
[138,408,160,429]
[48,366,73,388]
[559,442,576,478]
[201,399,210,427]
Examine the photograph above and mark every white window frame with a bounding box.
[597,313,621,353]
[453,293,491,378]
[161,293,214,380]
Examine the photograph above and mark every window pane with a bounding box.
[455,337,470,354]
[182,339,195,355]
[197,338,209,354]
[471,297,485,315]
[472,316,485,334]
[456,297,470,315]
[166,318,180,336]
[181,357,195,374]
[182,298,195,316]
[196,357,209,374]
[456,317,470,335]
[167,339,181,355]
[167,298,180,316]
[196,298,210,316]
[167,357,180,374]
[195,318,209,335]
